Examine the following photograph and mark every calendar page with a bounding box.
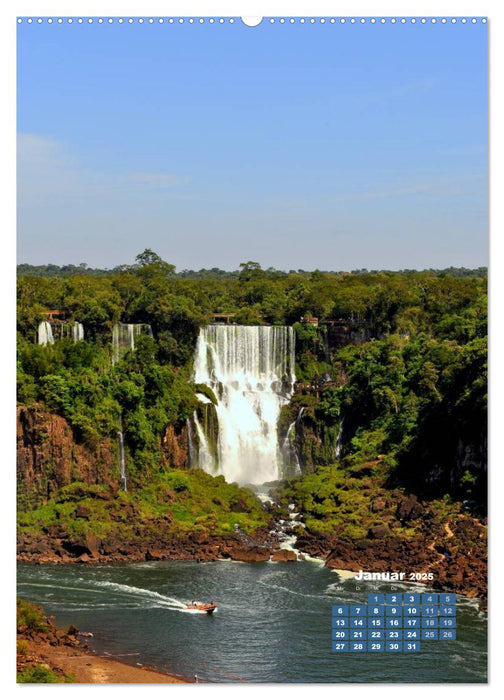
[16,7,487,686]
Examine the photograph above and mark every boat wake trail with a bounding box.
[91,580,188,610]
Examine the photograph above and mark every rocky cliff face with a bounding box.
[162,424,189,469]
[17,406,117,509]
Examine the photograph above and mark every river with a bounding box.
[17,559,487,683]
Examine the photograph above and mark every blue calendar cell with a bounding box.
[368,593,385,605]
[422,629,439,640]
[332,629,349,640]
[350,629,366,640]
[386,593,403,604]
[404,629,421,640]
[386,642,402,652]
[404,617,420,628]
[422,605,439,617]
[350,642,367,652]
[439,617,456,628]
[386,605,402,616]
[368,605,383,616]
[332,605,349,616]
[350,617,366,627]
[440,593,456,605]
[421,617,438,628]
[350,605,367,616]
[369,641,385,652]
[368,617,384,627]
[368,629,385,640]
[404,593,421,605]
[386,629,402,640]
[332,617,349,628]
[332,642,349,652]
[386,617,402,628]
[422,593,439,604]
[441,605,456,616]
[404,605,420,616]
[440,629,457,640]
[404,641,421,652]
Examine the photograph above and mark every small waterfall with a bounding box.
[192,394,220,474]
[277,503,305,554]
[193,414,216,474]
[281,407,306,476]
[187,419,198,469]
[72,322,84,342]
[39,320,84,343]
[281,420,301,477]
[192,325,296,484]
[37,321,54,346]
[335,417,344,460]
[112,323,152,364]
[117,429,127,491]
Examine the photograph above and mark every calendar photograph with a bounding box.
[16,13,487,684]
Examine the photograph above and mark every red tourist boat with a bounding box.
[186,600,218,614]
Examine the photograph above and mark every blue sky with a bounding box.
[17,18,488,271]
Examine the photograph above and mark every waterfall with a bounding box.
[37,321,54,346]
[112,323,152,364]
[117,429,127,491]
[335,417,344,460]
[38,320,84,344]
[72,322,84,342]
[281,421,301,477]
[193,325,296,485]
[281,407,305,476]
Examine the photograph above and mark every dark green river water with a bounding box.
[17,560,487,683]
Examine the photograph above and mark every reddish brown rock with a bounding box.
[396,495,424,522]
[162,424,189,469]
[230,546,271,562]
[17,406,117,510]
[75,505,91,519]
[368,524,389,539]
[371,497,387,512]
[145,549,165,561]
[271,549,297,562]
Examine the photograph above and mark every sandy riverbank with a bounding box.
[17,599,188,685]
[20,635,188,683]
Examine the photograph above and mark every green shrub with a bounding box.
[17,665,66,683]
[17,598,48,633]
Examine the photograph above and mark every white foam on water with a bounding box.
[21,582,114,596]
[92,580,187,609]
[180,608,217,615]
[301,554,326,565]
[331,569,359,580]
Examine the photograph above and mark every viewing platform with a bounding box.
[210,313,237,324]
[40,309,67,320]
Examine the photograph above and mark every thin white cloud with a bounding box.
[340,176,486,201]
[17,133,189,202]
[123,171,189,188]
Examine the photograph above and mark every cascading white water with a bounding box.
[193,325,296,485]
[112,323,152,364]
[72,322,85,342]
[117,429,127,491]
[335,417,344,460]
[38,321,54,346]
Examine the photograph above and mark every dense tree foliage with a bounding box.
[17,251,487,511]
